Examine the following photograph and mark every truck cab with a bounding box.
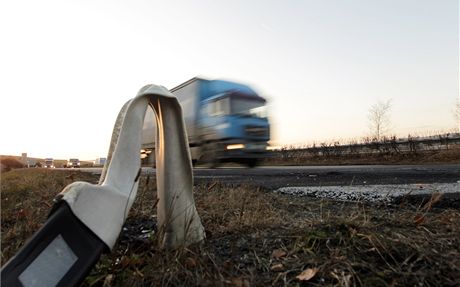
[44,158,54,168]
[199,90,269,167]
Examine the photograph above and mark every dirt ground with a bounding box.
[1,169,460,286]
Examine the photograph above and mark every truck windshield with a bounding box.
[209,97,230,116]
[231,98,267,118]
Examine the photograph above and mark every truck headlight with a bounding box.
[226,144,245,150]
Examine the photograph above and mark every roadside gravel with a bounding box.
[275,182,460,203]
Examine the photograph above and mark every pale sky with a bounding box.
[1,0,458,160]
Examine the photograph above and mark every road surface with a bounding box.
[80,164,460,189]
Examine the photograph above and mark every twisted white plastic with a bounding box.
[59,85,205,249]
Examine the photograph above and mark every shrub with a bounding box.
[0,157,24,172]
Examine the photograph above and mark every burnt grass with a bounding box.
[1,169,460,286]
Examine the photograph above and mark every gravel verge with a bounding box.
[275,183,460,203]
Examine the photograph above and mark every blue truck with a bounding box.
[142,77,270,167]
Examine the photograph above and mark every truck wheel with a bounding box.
[200,143,219,168]
[246,159,258,168]
[204,155,219,168]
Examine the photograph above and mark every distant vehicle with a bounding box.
[142,77,270,167]
[44,158,54,168]
[25,159,38,168]
[94,157,107,166]
[66,158,80,168]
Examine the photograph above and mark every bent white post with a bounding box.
[72,84,205,249]
[1,85,204,287]
[141,85,205,248]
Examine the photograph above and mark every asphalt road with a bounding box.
[80,164,460,206]
[82,164,460,190]
[191,165,460,189]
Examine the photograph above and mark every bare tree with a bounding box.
[368,99,392,141]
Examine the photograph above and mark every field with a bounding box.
[265,144,460,166]
[1,169,460,286]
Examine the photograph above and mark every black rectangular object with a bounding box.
[1,202,108,287]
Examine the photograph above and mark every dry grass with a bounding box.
[2,170,460,286]
[265,145,460,166]
[1,169,100,263]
